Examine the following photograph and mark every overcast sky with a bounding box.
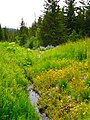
[0,0,65,28]
[0,0,82,29]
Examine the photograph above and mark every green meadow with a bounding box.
[0,38,90,120]
[0,42,39,120]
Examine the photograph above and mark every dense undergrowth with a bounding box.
[28,38,90,120]
[0,42,39,120]
[0,38,90,120]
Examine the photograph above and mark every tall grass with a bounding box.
[28,38,88,77]
[0,42,39,120]
[0,38,89,120]
[27,38,90,120]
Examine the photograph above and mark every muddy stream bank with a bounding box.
[28,84,51,120]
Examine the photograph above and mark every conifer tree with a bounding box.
[29,21,37,37]
[40,0,67,46]
[85,0,90,36]
[76,0,90,37]
[3,27,9,41]
[0,24,4,41]
[19,18,28,46]
[64,0,76,34]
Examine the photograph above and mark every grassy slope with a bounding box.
[28,38,90,120]
[0,42,39,120]
[0,38,90,120]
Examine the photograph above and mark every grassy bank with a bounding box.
[28,38,90,120]
[0,42,39,120]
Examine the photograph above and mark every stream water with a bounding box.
[28,84,50,120]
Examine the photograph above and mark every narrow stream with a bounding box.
[28,84,50,120]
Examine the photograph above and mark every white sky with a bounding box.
[0,0,45,28]
[0,0,82,29]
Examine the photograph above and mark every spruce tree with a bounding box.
[3,27,9,41]
[40,0,67,46]
[0,24,4,41]
[19,18,28,46]
[75,6,85,36]
[64,0,76,34]
[85,0,90,36]
[29,21,37,37]
[77,0,90,37]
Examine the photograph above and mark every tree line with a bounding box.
[0,0,90,48]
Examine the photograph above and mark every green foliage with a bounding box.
[3,27,9,41]
[29,39,88,77]
[65,0,77,34]
[25,38,89,120]
[19,18,29,46]
[84,77,90,87]
[68,30,82,41]
[19,34,28,46]
[29,21,37,37]
[39,0,67,46]
[0,0,90,46]
[0,38,89,120]
[0,24,4,40]
[58,79,67,91]
[80,88,90,102]
[25,36,40,49]
[85,1,90,37]
[0,42,39,120]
